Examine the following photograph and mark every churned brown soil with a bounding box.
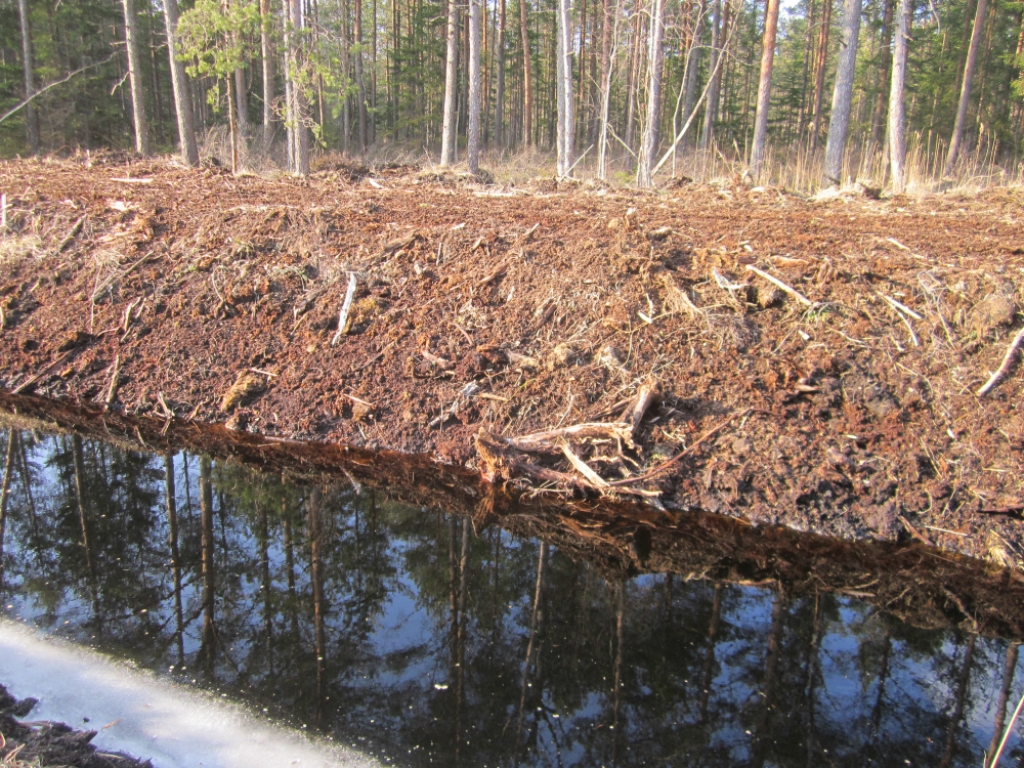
[1,154,1023,567]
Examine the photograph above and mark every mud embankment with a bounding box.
[0,157,1022,570]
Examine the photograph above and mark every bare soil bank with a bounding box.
[1,155,1022,567]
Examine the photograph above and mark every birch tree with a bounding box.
[889,0,910,193]
[943,0,988,176]
[122,0,150,155]
[162,0,200,166]
[638,0,666,186]
[750,0,781,181]
[17,0,39,155]
[555,0,575,176]
[822,0,862,187]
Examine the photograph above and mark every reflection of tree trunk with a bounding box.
[514,542,547,745]
[164,454,185,667]
[802,594,823,765]
[258,499,274,676]
[0,432,17,586]
[987,642,1020,761]
[940,636,976,768]
[456,518,470,758]
[308,487,327,726]
[869,621,892,740]
[72,435,100,624]
[750,591,785,768]
[611,581,625,765]
[699,583,723,723]
[17,434,40,545]
[199,456,216,677]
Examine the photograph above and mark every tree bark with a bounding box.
[441,0,460,164]
[749,0,781,181]
[822,0,861,187]
[355,0,368,151]
[519,0,534,146]
[122,0,150,155]
[468,0,483,172]
[638,0,666,185]
[495,0,507,147]
[699,0,723,151]
[260,0,275,148]
[286,0,309,174]
[679,0,704,154]
[888,0,909,193]
[555,0,575,176]
[596,0,620,178]
[17,0,40,155]
[809,0,833,147]
[943,0,988,176]
[162,0,199,165]
[871,0,893,147]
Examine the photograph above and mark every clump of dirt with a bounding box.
[0,683,152,768]
[0,156,1023,567]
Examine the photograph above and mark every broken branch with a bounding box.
[745,265,815,307]
[976,325,1024,397]
[330,272,358,346]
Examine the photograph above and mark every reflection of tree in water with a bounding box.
[3,426,1024,768]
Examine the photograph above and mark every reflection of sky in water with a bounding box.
[1,427,1024,768]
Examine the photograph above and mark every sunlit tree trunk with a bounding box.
[637,0,665,186]
[808,0,832,147]
[519,0,535,146]
[943,0,988,176]
[699,0,723,152]
[888,0,909,193]
[440,0,460,165]
[234,65,248,138]
[596,0,619,178]
[260,0,275,148]
[468,0,483,173]
[164,454,185,667]
[495,0,507,147]
[355,0,368,151]
[822,0,862,187]
[17,0,39,155]
[162,0,199,165]
[749,0,781,181]
[555,0,575,176]
[871,0,893,147]
[122,0,150,155]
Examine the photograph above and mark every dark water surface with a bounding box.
[0,427,1022,767]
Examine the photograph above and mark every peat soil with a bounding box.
[0,683,151,768]
[1,155,1023,567]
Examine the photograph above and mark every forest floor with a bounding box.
[1,153,1023,569]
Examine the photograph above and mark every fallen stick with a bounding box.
[104,355,121,406]
[880,293,923,321]
[57,216,86,253]
[559,439,609,487]
[976,325,1024,397]
[745,265,814,307]
[12,349,76,394]
[330,272,358,346]
[610,408,752,486]
[476,261,508,287]
[505,422,635,453]
[886,301,920,347]
[627,386,657,440]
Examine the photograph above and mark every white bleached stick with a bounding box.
[330,272,358,347]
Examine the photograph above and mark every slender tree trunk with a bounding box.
[680,0,705,154]
[355,0,368,151]
[872,0,893,146]
[287,0,310,174]
[889,0,909,193]
[555,0,575,175]
[441,0,460,164]
[809,0,833,147]
[468,0,483,172]
[260,0,275,149]
[596,0,620,178]
[638,0,665,185]
[519,0,534,146]
[495,0,507,147]
[749,0,781,180]
[943,0,988,176]
[162,0,199,165]
[17,0,40,155]
[700,0,723,151]
[234,65,248,138]
[122,0,149,155]
[822,0,862,187]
